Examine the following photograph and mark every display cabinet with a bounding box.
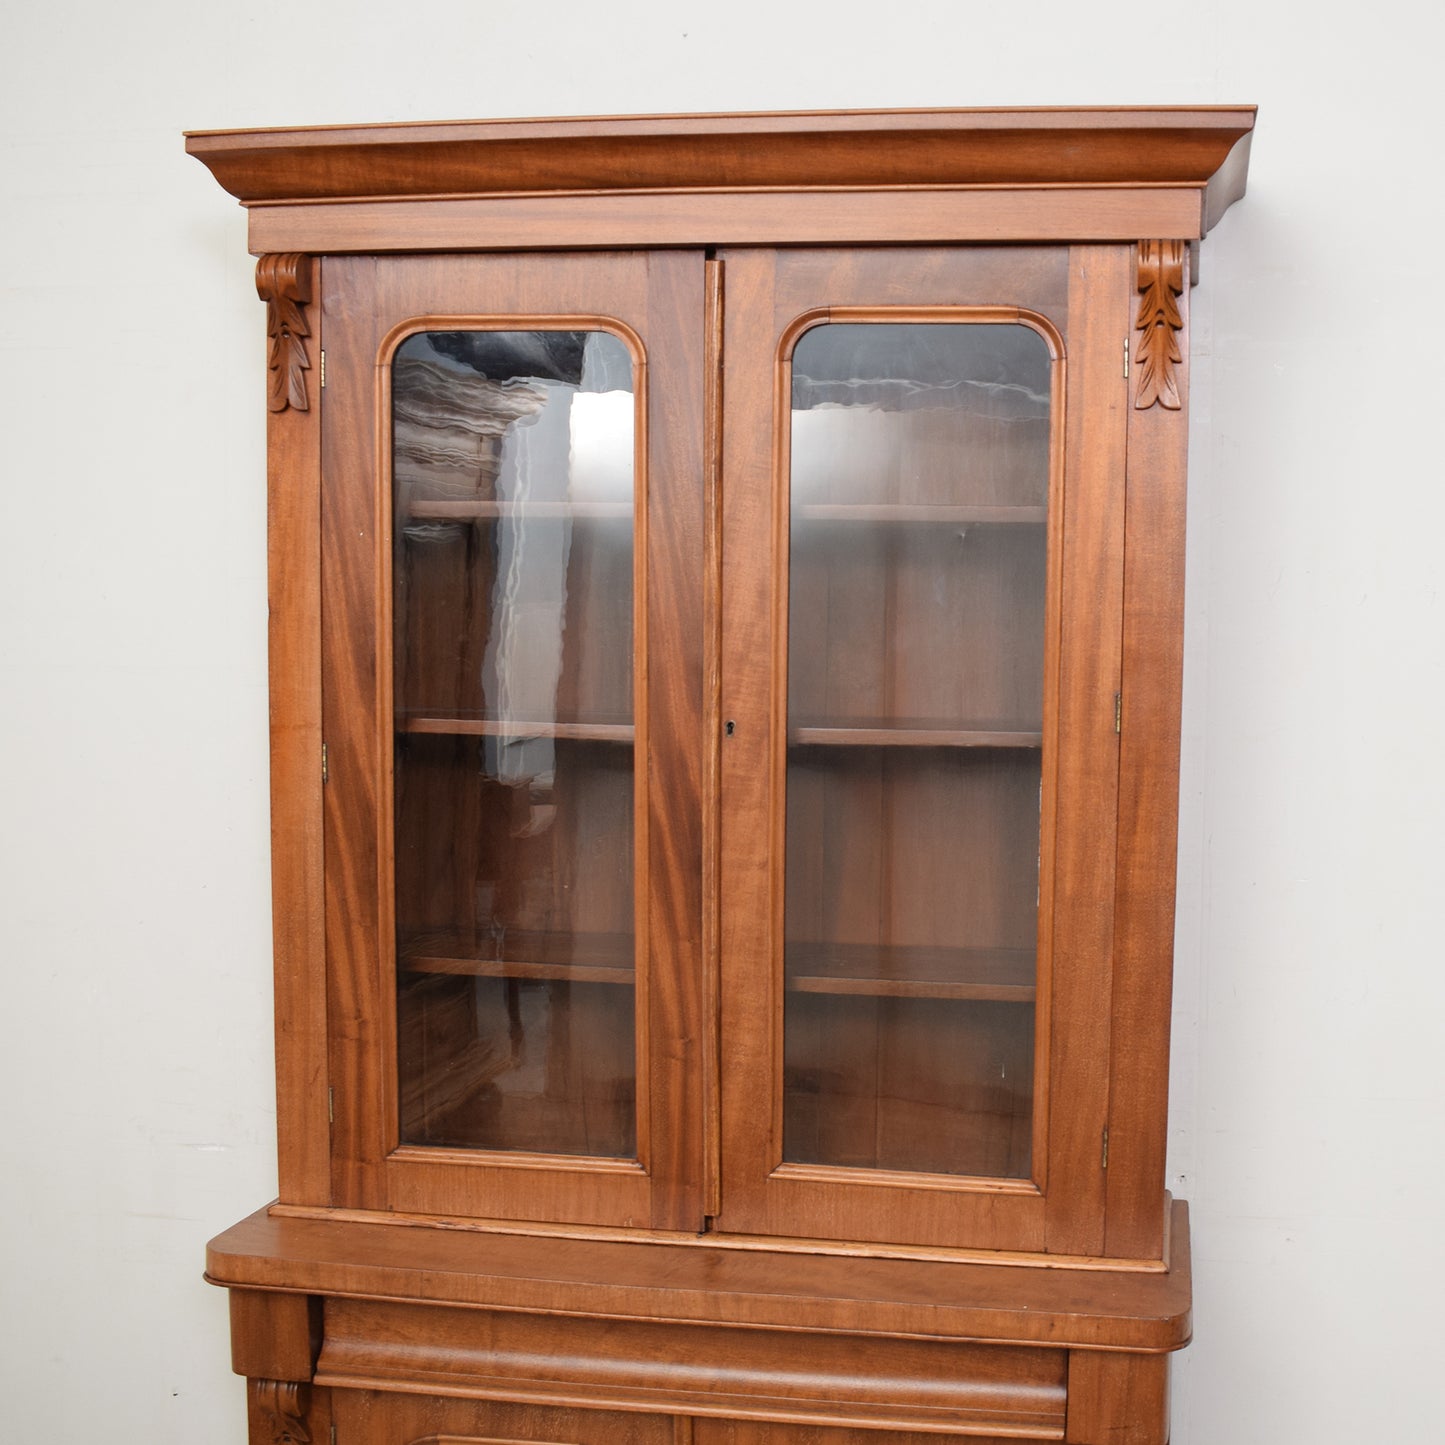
[187,106,1255,1445]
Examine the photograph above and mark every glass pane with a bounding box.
[783,322,1051,1179]
[391,329,637,1156]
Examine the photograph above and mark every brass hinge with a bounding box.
[1123,336,1130,379]
[319,349,326,389]
[328,1087,334,1124]
[1114,692,1122,734]
[321,742,329,783]
[331,1422,337,1445]
[1102,1126,1110,1169]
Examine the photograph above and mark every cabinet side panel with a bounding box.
[267,256,331,1204]
[1040,246,1132,1255]
[1104,251,1192,1259]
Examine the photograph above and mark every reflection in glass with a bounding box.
[391,330,638,1156]
[783,322,1051,1180]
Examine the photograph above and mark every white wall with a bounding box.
[3,4,1441,1441]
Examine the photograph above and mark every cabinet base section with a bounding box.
[239,1369,1171,1445]
[214,1206,1189,1444]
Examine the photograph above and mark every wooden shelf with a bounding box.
[400,929,635,985]
[793,504,1045,526]
[398,714,634,742]
[789,721,1042,749]
[407,499,632,522]
[786,942,1035,1003]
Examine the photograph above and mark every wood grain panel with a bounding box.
[208,1200,1194,1352]
[1033,247,1131,1257]
[1103,250,1192,1261]
[188,107,1254,194]
[318,1299,1067,1434]
[322,254,387,1209]
[640,251,707,1229]
[228,1288,320,1381]
[697,1422,1056,1445]
[264,253,331,1207]
[246,189,1211,258]
[330,1389,670,1445]
[1064,1351,1170,1444]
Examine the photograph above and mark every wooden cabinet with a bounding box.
[188,106,1254,1445]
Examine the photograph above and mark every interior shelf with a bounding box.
[399,929,636,985]
[785,941,1036,1003]
[792,504,1046,526]
[397,714,635,742]
[406,499,633,522]
[789,721,1042,749]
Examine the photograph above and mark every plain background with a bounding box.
[3,3,1442,1441]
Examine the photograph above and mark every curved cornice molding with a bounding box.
[187,107,1255,244]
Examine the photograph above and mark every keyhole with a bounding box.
[725,720,736,736]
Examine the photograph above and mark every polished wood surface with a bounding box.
[246,187,1213,257]
[207,1200,1192,1353]
[188,104,1251,1445]
[331,1391,671,1445]
[228,1289,319,1382]
[1103,247,1194,1261]
[716,244,1131,1253]
[319,1298,1066,1433]
[1064,1352,1169,1444]
[262,254,330,1207]
[186,107,1255,256]
[320,251,706,1229]
[185,105,1254,207]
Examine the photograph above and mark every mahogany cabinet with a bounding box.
[188,106,1255,1445]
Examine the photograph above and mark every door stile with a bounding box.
[321,255,389,1210]
[702,256,726,1222]
[640,250,709,1230]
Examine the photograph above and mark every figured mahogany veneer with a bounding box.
[209,1200,1192,1353]
[186,107,1255,254]
[187,105,1252,1445]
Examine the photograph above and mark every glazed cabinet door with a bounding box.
[716,246,1133,1254]
[322,251,707,1229]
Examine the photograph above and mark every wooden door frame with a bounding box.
[714,244,1134,1256]
[318,250,708,1230]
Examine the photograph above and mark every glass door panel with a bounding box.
[783,321,1051,1180]
[391,328,639,1157]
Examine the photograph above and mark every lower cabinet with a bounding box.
[219,1211,1187,1445]
[246,1382,1170,1445]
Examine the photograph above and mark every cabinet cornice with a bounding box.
[187,106,1255,244]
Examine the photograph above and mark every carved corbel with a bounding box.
[1133,240,1188,410]
[250,1379,311,1445]
[256,254,313,413]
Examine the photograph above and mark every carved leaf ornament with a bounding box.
[256,253,313,413]
[252,1378,311,1445]
[1134,240,1187,410]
